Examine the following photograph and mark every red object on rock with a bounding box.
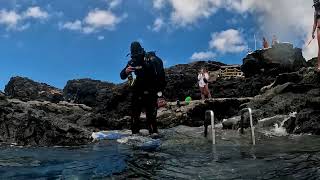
[157,98,167,108]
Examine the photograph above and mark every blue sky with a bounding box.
[0,0,315,90]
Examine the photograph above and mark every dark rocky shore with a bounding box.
[1,43,319,146]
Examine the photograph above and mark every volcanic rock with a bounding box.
[241,43,307,77]
[5,76,63,103]
[241,67,320,134]
[307,57,317,68]
[0,98,92,146]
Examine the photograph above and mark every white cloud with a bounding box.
[61,9,124,34]
[60,20,82,31]
[0,10,21,28]
[151,17,164,32]
[209,29,247,53]
[153,0,166,9]
[98,35,105,40]
[84,9,120,29]
[169,0,222,26]
[0,7,49,31]
[24,6,49,19]
[190,51,216,60]
[82,26,95,34]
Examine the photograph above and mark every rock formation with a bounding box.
[0,92,92,146]
[238,67,320,134]
[5,76,63,103]
[241,43,307,77]
[307,57,318,68]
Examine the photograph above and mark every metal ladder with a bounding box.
[204,108,256,145]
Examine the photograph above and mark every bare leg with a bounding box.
[205,84,212,99]
[200,87,205,100]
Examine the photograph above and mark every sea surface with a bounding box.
[1,125,320,180]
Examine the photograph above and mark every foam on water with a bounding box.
[261,112,297,137]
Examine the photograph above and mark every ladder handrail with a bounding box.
[240,108,256,145]
[205,110,216,145]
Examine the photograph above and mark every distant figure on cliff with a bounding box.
[263,37,269,49]
[120,42,166,136]
[198,68,212,100]
[272,35,279,46]
[313,0,320,70]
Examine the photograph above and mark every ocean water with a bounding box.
[1,125,320,179]
[0,142,130,179]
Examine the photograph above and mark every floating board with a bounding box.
[92,131,161,151]
[92,131,131,141]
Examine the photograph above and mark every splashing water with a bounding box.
[261,112,297,137]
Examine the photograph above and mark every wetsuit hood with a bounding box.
[130,41,145,58]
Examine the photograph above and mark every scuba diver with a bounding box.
[120,41,166,135]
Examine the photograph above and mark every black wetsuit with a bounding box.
[120,52,166,134]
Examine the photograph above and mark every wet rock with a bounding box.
[283,116,297,134]
[257,115,290,128]
[293,108,320,135]
[243,68,320,134]
[5,76,63,103]
[0,98,92,146]
[222,116,241,130]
